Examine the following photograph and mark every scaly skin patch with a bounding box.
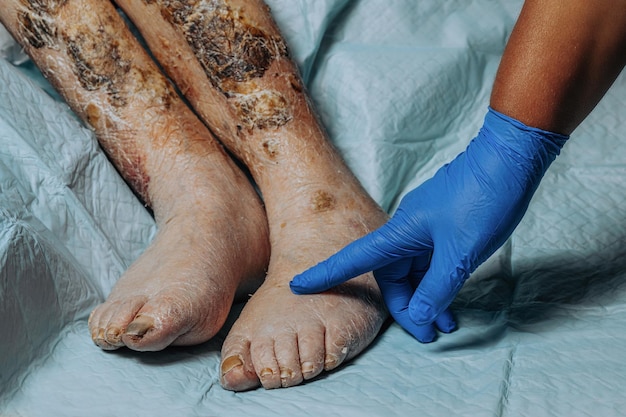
[19,0,67,13]
[17,11,57,48]
[64,30,132,106]
[150,0,292,130]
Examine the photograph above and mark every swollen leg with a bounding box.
[0,0,269,351]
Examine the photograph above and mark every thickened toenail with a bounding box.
[125,316,153,337]
[301,362,316,375]
[260,368,274,378]
[221,356,244,375]
[105,327,122,343]
[280,368,294,379]
[280,368,295,386]
[93,328,105,342]
[325,354,339,370]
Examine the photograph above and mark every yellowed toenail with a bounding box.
[221,356,243,375]
[105,327,122,344]
[301,362,316,375]
[325,354,339,370]
[125,316,153,337]
[260,368,274,378]
[279,368,294,379]
[95,328,105,340]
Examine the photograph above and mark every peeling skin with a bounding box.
[17,9,58,49]
[155,0,288,92]
[17,0,66,48]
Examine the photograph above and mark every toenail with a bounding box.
[95,328,105,340]
[105,327,121,342]
[324,354,339,370]
[260,368,274,378]
[301,361,316,375]
[221,356,244,376]
[125,316,153,337]
[279,368,294,380]
[280,368,295,386]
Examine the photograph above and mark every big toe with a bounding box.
[220,338,259,391]
[120,298,200,352]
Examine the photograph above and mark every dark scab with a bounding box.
[64,29,132,106]
[311,190,336,212]
[158,0,288,93]
[262,140,278,159]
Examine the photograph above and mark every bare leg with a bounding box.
[114,0,389,389]
[0,0,269,351]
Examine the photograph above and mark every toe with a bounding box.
[250,337,281,389]
[220,334,259,391]
[119,294,198,351]
[121,314,173,351]
[323,329,350,372]
[88,304,122,350]
[269,333,303,388]
[296,324,325,381]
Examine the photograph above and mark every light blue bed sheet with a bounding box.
[1,1,626,416]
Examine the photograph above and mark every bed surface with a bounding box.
[1,1,626,416]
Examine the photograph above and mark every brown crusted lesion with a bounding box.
[152,0,293,131]
[262,138,279,159]
[63,23,176,110]
[156,0,289,94]
[64,27,132,107]
[311,190,336,212]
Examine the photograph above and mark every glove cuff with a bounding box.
[480,107,569,176]
[486,106,569,152]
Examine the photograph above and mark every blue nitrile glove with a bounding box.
[291,107,568,342]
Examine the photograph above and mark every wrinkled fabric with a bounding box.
[1,1,626,416]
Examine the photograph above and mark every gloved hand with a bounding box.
[291,107,568,342]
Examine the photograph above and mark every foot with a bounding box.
[220,182,389,390]
[88,162,270,351]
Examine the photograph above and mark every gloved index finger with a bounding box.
[290,223,416,294]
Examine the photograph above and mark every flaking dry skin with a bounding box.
[149,0,293,131]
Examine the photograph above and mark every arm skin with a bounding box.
[491,0,626,135]
[291,0,626,342]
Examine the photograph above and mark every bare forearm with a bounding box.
[491,0,626,134]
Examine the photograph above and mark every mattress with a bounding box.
[1,1,626,416]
